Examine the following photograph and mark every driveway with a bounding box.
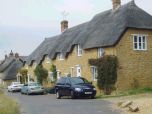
[7,92,120,114]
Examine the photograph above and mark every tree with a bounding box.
[50,64,57,82]
[34,65,48,85]
[89,55,118,95]
[19,68,28,83]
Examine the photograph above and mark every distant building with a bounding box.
[0,51,27,86]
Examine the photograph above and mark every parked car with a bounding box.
[8,82,23,92]
[55,77,96,99]
[21,82,45,95]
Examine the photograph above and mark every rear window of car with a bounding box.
[13,82,20,85]
[70,77,89,85]
[28,83,40,86]
[56,78,66,85]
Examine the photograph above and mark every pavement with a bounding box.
[7,92,121,114]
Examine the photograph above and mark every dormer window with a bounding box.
[46,56,51,64]
[98,48,104,58]
[33,62,37,68]
[133,34,147,50]
[77,45,83,56]
[58,53,64,60]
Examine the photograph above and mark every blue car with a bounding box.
[55,77,96,99]
[21,82,45,95]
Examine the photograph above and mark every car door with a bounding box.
[56,78,66,96]
[23,84,28,93]
[64,78,71,96]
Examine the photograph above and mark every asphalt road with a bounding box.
[7,92,120,114]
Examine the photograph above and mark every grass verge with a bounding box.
[96,87,152,99]
[0,86,20,114]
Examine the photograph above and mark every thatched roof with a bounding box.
[27,1,152,65]
[0,56,25,80]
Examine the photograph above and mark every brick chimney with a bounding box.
[5,54,8,60]
[15,53,19,58]
[61,20,68,32]
[9,50,14,57]
[112,0,121,10]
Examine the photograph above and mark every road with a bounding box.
[7,92,120,114]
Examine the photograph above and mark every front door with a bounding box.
[76,66,81,77]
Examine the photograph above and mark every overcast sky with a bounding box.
[0,0,152,60]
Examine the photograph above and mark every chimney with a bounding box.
[61,20,68,32]
[5,54,8,60]
[9,50,14,57]
[112,0,121,10]
[15,53,19,58]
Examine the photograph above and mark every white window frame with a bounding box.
[33,62,37,69]
[77,45,83,56]
[57,70,61,79]
[49,71,54,81]
[58,53,64,60]
[46,56,51,64]
[98,48,104,58]
[25,65,28,70]
[91,66,98,81]
[132,34,147,51]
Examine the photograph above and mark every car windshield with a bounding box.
[70,77,90,85]
[13,82,20,85]
[28,83,40,86]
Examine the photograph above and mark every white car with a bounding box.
[8,82,23,92]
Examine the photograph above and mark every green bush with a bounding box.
[18,68,28,83]
[89,55,118,95]
[50,64,57,82]
[34,65,48,85]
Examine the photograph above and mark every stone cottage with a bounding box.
[24,0,152,90]
[0,51,27,86]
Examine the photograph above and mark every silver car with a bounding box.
[21,83,45,95]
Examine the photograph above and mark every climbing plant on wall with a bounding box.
[89,55,118,95]
[34,65,48,85]
[50,64,57,82]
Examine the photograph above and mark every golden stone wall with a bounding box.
[115,28,152,90]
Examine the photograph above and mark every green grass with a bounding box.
[96,87,152,99]
[0,87,20,114]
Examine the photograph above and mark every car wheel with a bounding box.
[56,91,61,99]
[27,90,30,95]
[41,92,45,95]
[21,91,24,94]
[70,91,75,99]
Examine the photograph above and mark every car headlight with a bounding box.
[75,88,82,92]
[93,88,96,91]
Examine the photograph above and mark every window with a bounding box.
[91,66,98,81]
[57,70,61,79]
[49,72,54,81]
[77,45,83,56]
[46,56,51,64]
[98,48,104,58]
[33,63,37,68]
[133,35,147,50]
[58,53,64,60]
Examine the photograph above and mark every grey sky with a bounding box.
[0,0,152,59]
